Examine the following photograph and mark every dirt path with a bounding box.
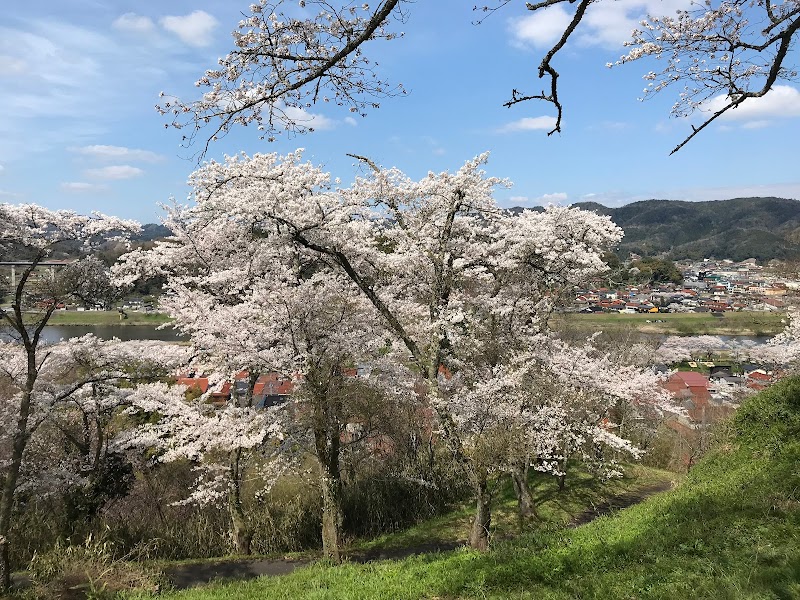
[570,480,674,527]
[162,542,463,590]
[163,557,310,589]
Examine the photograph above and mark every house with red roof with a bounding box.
[663,371,734,425]
[175,372,233,406]
[744,369,775,391]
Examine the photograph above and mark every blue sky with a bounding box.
[2,0,799,224]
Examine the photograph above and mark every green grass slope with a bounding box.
[144,379,800,600]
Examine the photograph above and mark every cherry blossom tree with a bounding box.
[274,276,418,561]
[656,334,731,364]
[12,340,189,529]
[526,338,671,486]
[750,308,800,369]
[115,380,291,555]
[0,335,188,590]
[0,204,138,593]
[161,149,629,548]
[441,333,669,543]
[347,155,634,548]
[161,0,798,155]
[114,202,296,556]
[115,181,417,560]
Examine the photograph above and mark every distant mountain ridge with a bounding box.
[139,197,800,262]
[522,197,800,262]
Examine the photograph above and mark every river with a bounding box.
[1,325,184,344]
[0,328,772,346]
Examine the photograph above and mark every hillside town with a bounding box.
[574,257,796,313]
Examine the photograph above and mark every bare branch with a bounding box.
[503,0,591,136]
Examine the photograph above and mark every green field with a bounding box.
[553,311,785,336]
[129,378,800,600]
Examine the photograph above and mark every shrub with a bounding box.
[24,535,165,600]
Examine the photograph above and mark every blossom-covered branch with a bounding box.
[159,0,406,157]
[611,0,800,153]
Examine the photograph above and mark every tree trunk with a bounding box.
[510,463,537,521]
[315,423,343,562]
[0,405,29,593]
[0,364,36,593]
[228,449,252,555]
[558,448,569,492]
[1,256,60,593]
[230,509,252,556]
[468,476,491,550]
[0,537,8,595]
[306,366,345,564]
[319,461,343,562]
[226,372,260,555]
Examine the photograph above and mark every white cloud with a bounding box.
[0,11,215,162]
[506,192,570,206]
[60,181,108,192]
[582,0,696,47]
[421,135,446,156]
[565,181,800,208]
[588,120,631,132]
[0,189,22,198]
[0,24,104,120]
[704,86,800,123]
[344,116,358,127]
[160,11,218,47]
[510,0,694,50]
[571,190,651,207]
[281,105,336,130]
[497,116,558,133]
[671,182,800,202]
[582,6,634,47]
[537,192,569,204]
[71,145,164,163]
[0,55,27,75]
[741,120,771,130]
[510,7,573,49]
[0,164,4,173]
[84,165,144,180]
[112,13,156,34]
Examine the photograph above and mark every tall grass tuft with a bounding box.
[24,535,166,600]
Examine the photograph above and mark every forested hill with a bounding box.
[520,197,800,262]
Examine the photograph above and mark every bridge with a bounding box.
[0,260,77,289]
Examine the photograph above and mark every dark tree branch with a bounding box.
[503,0,591,136]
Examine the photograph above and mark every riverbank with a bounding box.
[19,309,787,336]
[553,311,785,336]
[36,310,172,327]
